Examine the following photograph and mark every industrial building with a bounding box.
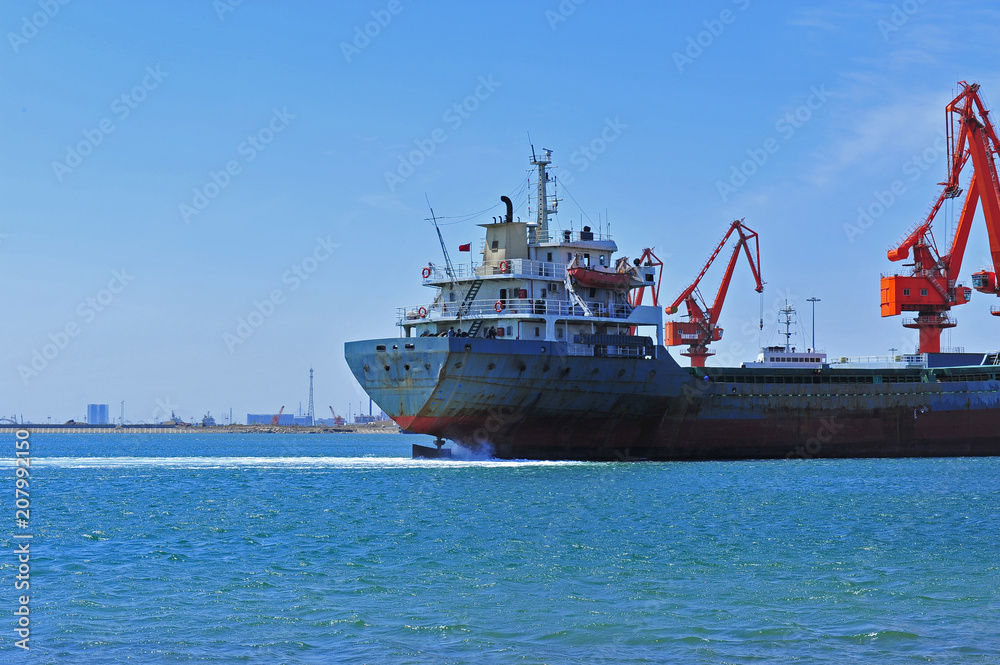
[87,404,110,425]
[247,413,295,426]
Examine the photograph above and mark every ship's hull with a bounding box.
[345,337,1000,460]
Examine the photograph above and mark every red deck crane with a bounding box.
[665,219,764,367]
[881,81,1000,352]
[271,406,285,426]
[627,248,664,307]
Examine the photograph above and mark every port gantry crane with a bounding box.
[881,81,1000,353]
[665,219,764,367]
[270,406,285,426]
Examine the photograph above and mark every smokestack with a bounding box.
[501,195,513,223]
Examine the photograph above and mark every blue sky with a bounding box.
[3,0,999,423]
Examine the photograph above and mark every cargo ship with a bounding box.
[345,143,1000,461]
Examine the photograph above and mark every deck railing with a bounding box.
[397,297,634,324]
[422,258,568,283]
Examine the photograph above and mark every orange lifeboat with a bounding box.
[567,266,633,289]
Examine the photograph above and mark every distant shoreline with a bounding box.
[0,421,403,435]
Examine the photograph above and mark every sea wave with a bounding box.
[13,456,586,469]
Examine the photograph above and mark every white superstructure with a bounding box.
[398,151,663,353]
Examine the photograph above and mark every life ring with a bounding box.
[499,260,509,273]
[421,267,432,278]
[494,300,505,312]
[418,307,427,318]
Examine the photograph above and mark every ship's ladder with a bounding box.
[467,319,484,337]
[457,279,484,318]
[563,271,594,317]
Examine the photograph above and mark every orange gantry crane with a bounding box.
[271,406,285,426]
[881,81,1000,352]
[665,219,764,367]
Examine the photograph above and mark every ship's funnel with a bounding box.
[501,195,513,223]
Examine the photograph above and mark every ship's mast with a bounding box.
[780,301,795,352]
[425,195,457,291]
[530,147,554,243]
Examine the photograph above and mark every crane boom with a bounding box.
[665,219,764,367]
[881,81,1000,351]
[271,406,285,426]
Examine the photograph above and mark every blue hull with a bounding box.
[345,337,1000,460]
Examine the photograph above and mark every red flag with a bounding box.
[458,243,471,252]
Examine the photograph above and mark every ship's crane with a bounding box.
[881,81,1000,352]
[665,219,764,367]
[627,248,664,307]
[271,406,285,426]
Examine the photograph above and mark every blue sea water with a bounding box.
[2,432,999,663]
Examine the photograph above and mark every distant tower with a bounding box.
[307,368,315,423]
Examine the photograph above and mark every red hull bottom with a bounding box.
[395,409,1000,461]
